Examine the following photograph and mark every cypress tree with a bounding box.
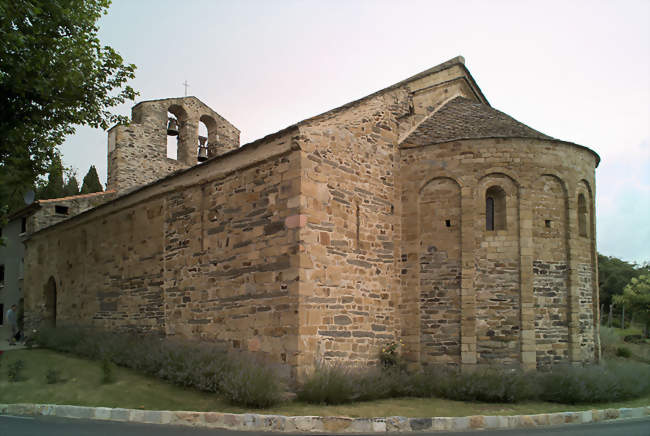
[63,175,80,197]
[40,155,65,199]
[81,165,103,194]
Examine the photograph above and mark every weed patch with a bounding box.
[7,359,25,382]
[45,368,63,384]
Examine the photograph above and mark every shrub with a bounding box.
[624,335,644,344]
[355,366,415,400]
[46,368,62,384]
[616,347,632,358]
[379,340,404,369]
[297,362,356,404]
[219,359,282,408]
[538,362,650,403]
[34,324,284,407]
[8,359,25,382]
[427,366,538,403]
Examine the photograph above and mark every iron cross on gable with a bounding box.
[182,80,190,96]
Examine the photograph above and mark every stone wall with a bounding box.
[296,94,402,369]
[532,175,569,366]
[399,137,598,369]
[533,261,568,366]
[418,178,461,366]
[293,60,491,371]
[24,130,302,375]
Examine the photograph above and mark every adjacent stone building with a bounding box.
[23,57,600,377]
[1,191,114,337]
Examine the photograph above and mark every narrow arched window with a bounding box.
[486,197,495,230]
[578,193,587,237]
[486,186,507,231]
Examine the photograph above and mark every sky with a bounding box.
[59,0,649,264]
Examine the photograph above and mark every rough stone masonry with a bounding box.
[23,56,600,379]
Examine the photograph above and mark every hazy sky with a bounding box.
[59,0,649,264]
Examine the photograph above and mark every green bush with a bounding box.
[219,359,283,408]
[422,366,539,403]
[297,362,356,404]
[616,347,632,358]
[355,367,414,401]
[537,362,650,403]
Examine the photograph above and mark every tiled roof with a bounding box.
[403,97,553,146]
[37,190,116,203]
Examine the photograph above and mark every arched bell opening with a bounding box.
[200,114,219,160]
[43,276,57,328]
[198,120,209,163]
[166,111,179,159]
[166,104,189,161]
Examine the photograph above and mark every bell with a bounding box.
[167,118,179,136]
[197,136,208,162]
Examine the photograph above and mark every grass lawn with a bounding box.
[0,348,649,418]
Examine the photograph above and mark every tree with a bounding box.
[598,253,647,308]
[63,169,80,197]
[39,153,65,200]
[80,165,103,194]
[614,275,650,337]
[0,0,137,214]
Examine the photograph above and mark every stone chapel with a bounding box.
[23,56,600,378]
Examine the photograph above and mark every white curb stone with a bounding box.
[452,416,470,431]
[0,402,648,432]
[93,407,112,420]
[109,407,130,421]
[483,415,499,429]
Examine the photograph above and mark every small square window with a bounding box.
[545,220,552,228]
[55,205,69,215]
[445,219,451,227]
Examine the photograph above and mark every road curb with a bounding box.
[1,403,649,432]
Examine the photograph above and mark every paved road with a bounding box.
[1,415,649,436]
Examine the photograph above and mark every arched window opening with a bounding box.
[44,276,57,327]
[166,111,179,159]
[198,120,209,163]
[486,186,507,231]
[200,114,218,160]
[578,194,588,237]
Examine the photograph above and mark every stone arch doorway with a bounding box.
[43,276,57,327]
